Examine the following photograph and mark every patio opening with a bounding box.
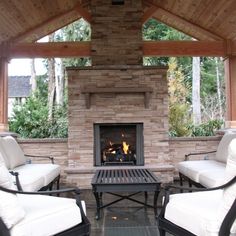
[94,123,144,166]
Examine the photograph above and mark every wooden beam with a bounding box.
[224,56,236,128]
[144,0,223,41]
[9,42,91,58]
[0,58,8,131]
[75,4,91,23]
[143,41,227,57]
[6,40,236,59]
[142,5,158,24]
[12,3,90,43]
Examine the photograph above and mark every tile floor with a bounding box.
[82,189,172,236]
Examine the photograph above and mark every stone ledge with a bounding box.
[18,138,68,143]
[65,164,174,175]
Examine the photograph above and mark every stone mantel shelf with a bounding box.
[81,87,153,109]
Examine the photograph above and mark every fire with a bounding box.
[122,141,129,154]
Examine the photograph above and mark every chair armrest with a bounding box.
[0,185,77,195]
[185,150,216,161]
[9,171,23,191]
[25,154,54,164]
[165,175,236,192]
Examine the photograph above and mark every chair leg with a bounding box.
[158,228,166,236]
[179,173,183,193]
[56,175,60,190]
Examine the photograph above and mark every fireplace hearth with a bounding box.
[94,123,144,166]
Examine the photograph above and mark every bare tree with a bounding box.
[55,58,65,106]
[192,56,201,125]
[30,59,37,92]
[47,34,56,120]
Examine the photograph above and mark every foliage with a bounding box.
[169,104,192,137]
[9,77,68,138]
[190,119,224,137]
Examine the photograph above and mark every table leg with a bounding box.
[93,190,101,220]
[153,190,159,217]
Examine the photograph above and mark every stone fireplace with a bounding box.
[94,122,144,166]
[65,0,174,188]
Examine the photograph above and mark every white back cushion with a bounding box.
[0,137,11,169]
[213,138,236,234]
[2,136,26,169]
[0,154,25,229]
[215,133,236,163]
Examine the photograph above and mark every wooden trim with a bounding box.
[144,0,223,41]
[143,40,227,57]
[81,87,153,109]
[0,58,8,130]
[7,40,236,58]
[75,4,91,23]
[142,5,158,24]
[9,42,91,58]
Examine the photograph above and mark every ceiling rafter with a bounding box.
[11,2,90,44]
[143,0,224,41]
[142,5,158,24]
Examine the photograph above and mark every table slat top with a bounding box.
[91,168,160,185]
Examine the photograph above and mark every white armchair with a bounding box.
[0,136,60,191]
[0,152,90,236]
[158,138,236,236]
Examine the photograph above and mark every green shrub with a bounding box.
[169,104,192,137]
[190,119,224,137]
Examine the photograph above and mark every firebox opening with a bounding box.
[94,123,144,166]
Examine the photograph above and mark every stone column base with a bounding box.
[225,120,236,129]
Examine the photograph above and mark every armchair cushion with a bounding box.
[2,136,26,169]
[177,160,225,183]
[10,194,86,236]
[13,163,60,191]
[215,132,236,163]
[0,137,10,169]
[0,157,25,229]
[164,190,223,236]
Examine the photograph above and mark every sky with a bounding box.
[8,58,47,76]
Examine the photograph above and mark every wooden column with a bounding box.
[0,57,8,131]
[224,56,236,128]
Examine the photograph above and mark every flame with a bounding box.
[122,141,129,154]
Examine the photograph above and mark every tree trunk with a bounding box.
[55,58,64,106]
[48,33,56,120]
[215,57,222,119]
[30,59,37,93]
[192,57,201,125]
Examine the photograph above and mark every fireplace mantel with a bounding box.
[81,87,153,109]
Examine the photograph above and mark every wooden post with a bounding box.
[0,57,8,131]
[224,56,236,128]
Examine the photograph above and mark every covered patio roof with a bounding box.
[0,0,236,131]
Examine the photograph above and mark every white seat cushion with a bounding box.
[13,165,45,191]
[13,163,60,190]
[199,168,226,187]
[165,190,223,236]
[10,194,86,236]
[177,160,225,183]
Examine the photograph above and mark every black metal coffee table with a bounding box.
[91,168,161,219]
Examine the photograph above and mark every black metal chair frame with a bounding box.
[157,176,236,236]
[0,186,91,236]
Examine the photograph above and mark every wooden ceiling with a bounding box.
[0,0,236,50]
